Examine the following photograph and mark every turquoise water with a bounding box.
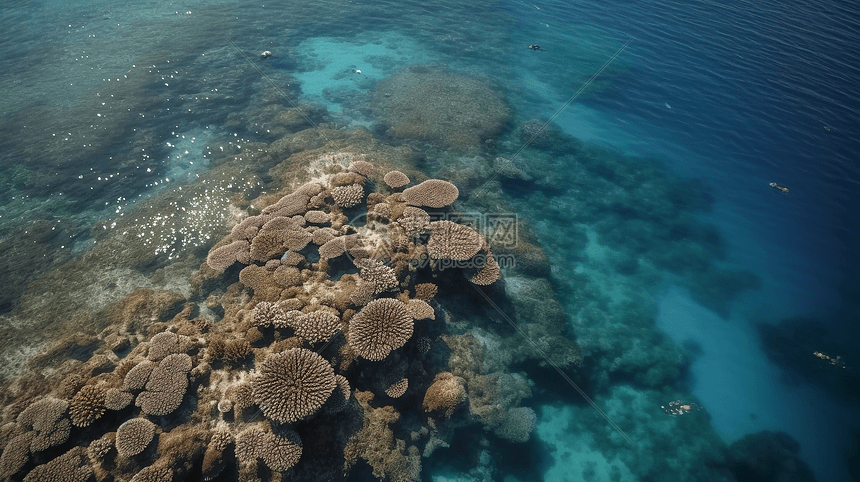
[1,0,858,481]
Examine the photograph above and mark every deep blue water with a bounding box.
[1,0,858,481]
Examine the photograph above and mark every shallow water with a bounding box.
[1,0,858,481]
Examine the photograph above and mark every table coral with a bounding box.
[348,298,414,361]
[252,348,337,424]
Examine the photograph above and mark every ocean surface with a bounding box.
[1,0,858,481]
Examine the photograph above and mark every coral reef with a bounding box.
[0,129,581,482]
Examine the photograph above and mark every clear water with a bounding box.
[1,0,858,481]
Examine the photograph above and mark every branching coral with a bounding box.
[201,428,232,480]
[130,465,174,482]
[123,360,156,391]
[357,260,398,295]
[345,391,421,482]
[5,159,521,482]
[348,159,375,176]
[413,283,438,301]
[0,432,34,478]
[469,252,501,285]
[397,206,430,237]
[235,425,303,472]
[324,374,351,414]
[332,184,365,208]
[147,331,195,362]
[405,299,434,320]
[252,348,337,423]
[69,384,106,428]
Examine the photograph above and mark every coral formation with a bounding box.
[385,378,409,398]
[104,388,134,411]
[383,170,410,188]
[0,140,567,482]
[403,179,459,208]
[331,183,365,208]
[252,348,337,424]
[423,372,467,417]
[427,220,484,260]
[22,446,92,482]
[68,385,106,428]
[293,311,341,343]
[17,397,71,452]
[115,417,156,457]
[129,465,174,482]
[135,353,192,416]
[348,298,414,361]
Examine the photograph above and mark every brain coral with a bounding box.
[423,372,466,417]
[115,418,156,457]
[372,68,511,150]
[332,184,364,208]
[348,298,414,361]
[403,179,459,208]
[68,385,106,427]
[426,220,483,260]
[383,170,410,188]
[252,348,337,423]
